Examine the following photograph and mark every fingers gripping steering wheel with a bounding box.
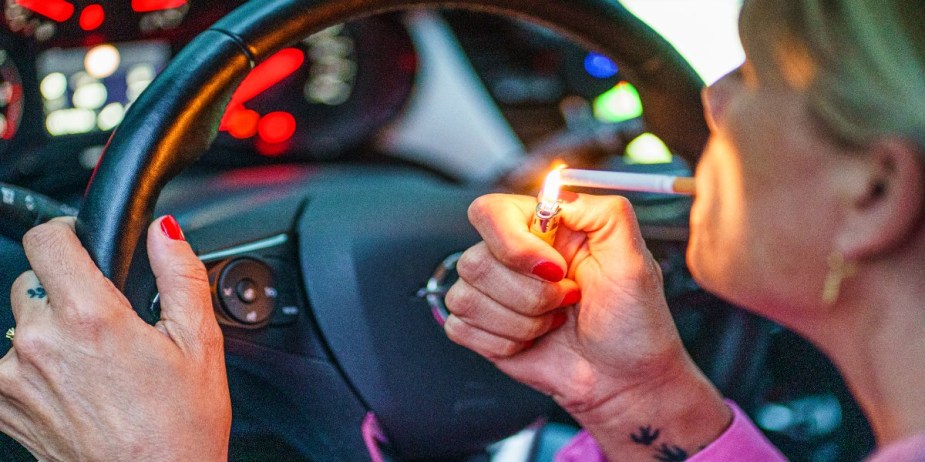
[2,0,721,459]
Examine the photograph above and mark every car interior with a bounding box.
[0,0,875,460]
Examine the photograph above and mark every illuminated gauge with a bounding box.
[213,15,417,159]
[133,0,189,34]
[3,0,74,41]
[3,0,188,40]
[38,41,170,136]
[0,48,23,154]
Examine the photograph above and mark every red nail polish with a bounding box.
[551,312,568,329]
[560,290,581,307]
[160,215,185,241]
[532,262,563,282]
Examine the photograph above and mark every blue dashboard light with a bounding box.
[584,52,618,79]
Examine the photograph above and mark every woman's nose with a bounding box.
[702,69,736,131]
[702,84,726,131]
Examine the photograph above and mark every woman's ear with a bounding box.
[836,137,925,260]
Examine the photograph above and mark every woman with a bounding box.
[444,0,925,460]
[0,0,921,460]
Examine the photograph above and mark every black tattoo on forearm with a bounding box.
[629,425,690,461]
[630,426,660,445]
[27,286,46,299]
[654,443,689,462]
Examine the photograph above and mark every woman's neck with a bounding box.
[813,269,925,446]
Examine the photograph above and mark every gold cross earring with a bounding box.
[822,251,857,305]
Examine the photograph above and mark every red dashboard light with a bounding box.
[15,0,75,22]
[258,112,296,145]
[219,48,303,145]
[131,0,187,13]
[225,109,260,139]
[79,4,105,31]
[227,48,305,110]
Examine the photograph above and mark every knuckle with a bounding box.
[467,195,497,226]
[603,195,633,214]
[442,316,469,345]
[12,328,52,364]
[58,291,128,335]
[525,283,559,314]
[22,223,65,254]
[169,259,209,284]
[494,339,522,358]
[596,195,638,222]
[455,247,491,284]
[525,317,550,340]
[61,306,111,336]
[22,222,84,280]
[444,282,479,318]
[494,244,530,270]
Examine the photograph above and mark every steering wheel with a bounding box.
[1,0,775,460]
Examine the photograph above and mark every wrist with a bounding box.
[559,357,731,460]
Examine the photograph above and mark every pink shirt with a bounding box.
[554,401,925,461]
[867,433,925,461]
[554,400,787,461]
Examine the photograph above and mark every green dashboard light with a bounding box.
[625,132,673,164]
[593,81,643,123]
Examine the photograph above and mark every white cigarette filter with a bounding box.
[559,169,695,195]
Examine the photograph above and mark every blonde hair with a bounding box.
[740,0,925,149]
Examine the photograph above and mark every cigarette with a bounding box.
[560,169,696,195]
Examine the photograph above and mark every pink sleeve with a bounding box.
[554,430,608,462]
[554,400,788,462]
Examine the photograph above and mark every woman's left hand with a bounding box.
[0,216,231,461]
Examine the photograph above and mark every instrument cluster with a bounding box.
[0,1,417,185]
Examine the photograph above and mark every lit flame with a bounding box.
[539,165,565,204]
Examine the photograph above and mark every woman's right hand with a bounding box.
[445,193,730,457]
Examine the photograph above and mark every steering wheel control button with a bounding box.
[235,278,258,303]
[270,296,301,327]
[212,257,276,326]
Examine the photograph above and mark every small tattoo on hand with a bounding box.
[630,425,661,446]
[27,286,46,299]
[655,443,689,462]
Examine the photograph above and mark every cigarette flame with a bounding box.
[539,165,566,204]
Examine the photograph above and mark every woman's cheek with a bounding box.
[687,143,721,283]
[687,136,751,297]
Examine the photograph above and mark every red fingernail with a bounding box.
[559,190,579,203]
[160,215,185,241]
[551,312,568,329]
[531,262,563,282]
[560,290,581,307]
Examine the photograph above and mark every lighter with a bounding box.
[530,167,564,245]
